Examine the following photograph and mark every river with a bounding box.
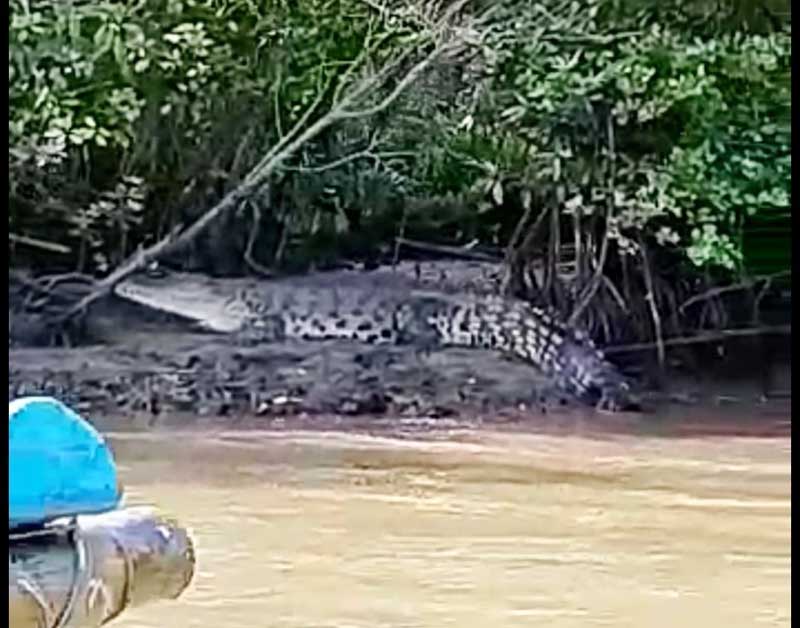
[107,411,790,628]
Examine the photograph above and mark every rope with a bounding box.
[8,519,77,542]
[10,517,137,627]
[16,575,54,627]
[9,518,85,628]
[51,528,87,628]
[101,532,135,623]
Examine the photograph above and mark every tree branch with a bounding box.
[568,114,616,327]
[50,0,476,324]
[338,42,455,120]
[678,270,791,313]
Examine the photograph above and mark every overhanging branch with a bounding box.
[51,0,477,324]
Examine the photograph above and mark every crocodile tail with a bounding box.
[447,296,633,410]
[544,338,633,410]
[399,292,635,410]
[501,300,633,410]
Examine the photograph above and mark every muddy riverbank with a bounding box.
[8,261,791,428]
[9,323,791,434]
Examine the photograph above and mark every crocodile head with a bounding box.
[114,272,253,333]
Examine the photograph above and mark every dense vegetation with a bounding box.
[8,0,791,346]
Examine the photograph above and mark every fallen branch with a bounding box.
[604,323,791,355]
[9,233,72,255]
[53,225,184,323]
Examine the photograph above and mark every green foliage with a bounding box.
[9,0,407,268]
[8,0,791,278]
[653,31,791,270]
[9,0,386,155]
[410,0,790,273]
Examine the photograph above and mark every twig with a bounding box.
[500,198,534,296]
[293,150,375,173]
[331,28,401,105]
[678,270,791,313]
[10,270,93,295]
[9,269,40,291]
[356,0,431,31]
[392,204,409,268]
[243,200,275,277]
[287,130,383,173]
[539,31,646,45]
[11,271,95,314]
[230,127,256,182]
[9,233,72,255]
[337,0,472,111]
[338,47,455,119]
[504,197,533,265]
[242,38,461,191]
[573,204,582,279]
[604,324,791,355]
[542,206,559,301]
[273,216,290,268]
[638,236,665,368]
[514,203,550,262]
[273,68,284,140]
[752,275,773,320]
[395,237,501,262]
[54,225,183,322]
[600,274,628,313]
[37,274,96,308]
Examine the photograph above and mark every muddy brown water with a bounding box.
[107,406,790,628]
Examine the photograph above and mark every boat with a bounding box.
[8,397,195,628]
[9,396,121,530]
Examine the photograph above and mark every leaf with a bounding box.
[491,180,504,206]
[334,208,349,234]
[93,24,109,49]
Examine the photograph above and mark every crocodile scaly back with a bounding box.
[395,292,632,410]
[115,270,633,410]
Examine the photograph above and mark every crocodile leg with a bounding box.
[391,299,443,392]
[232,314,287,346]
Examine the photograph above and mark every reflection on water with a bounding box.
[109,423,790,628]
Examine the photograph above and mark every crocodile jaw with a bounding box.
[113,279,245,333]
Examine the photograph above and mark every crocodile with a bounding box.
[113,269,636,411]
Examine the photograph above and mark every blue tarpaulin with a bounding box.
[9,397,121,529]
